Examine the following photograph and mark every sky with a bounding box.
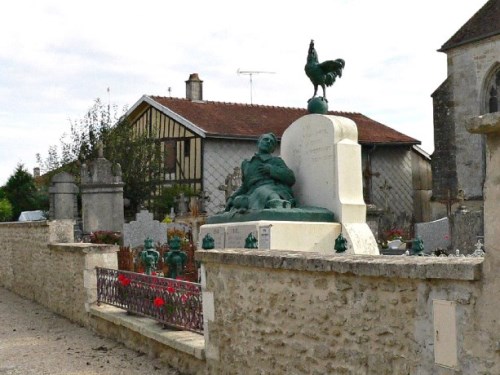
[0,0,489,186]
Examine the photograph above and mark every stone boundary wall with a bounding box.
[0,220,205,374]
[0,221,117,325]
[196,249,497,375]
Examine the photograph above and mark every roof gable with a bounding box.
[440,0,500,52]
[146,96,419,146]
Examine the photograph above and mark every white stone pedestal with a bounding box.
[199,221,341,253]
[281,114,379,255]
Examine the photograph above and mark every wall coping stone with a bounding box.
[196,249,483,281]
[48,243,119,254]
[90,304,205,360]
[0,220,50,228]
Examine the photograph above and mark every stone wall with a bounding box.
[433,35,500,202]
[197,249,497,375]
[0,220,118,325]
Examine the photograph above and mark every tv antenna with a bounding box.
[237,69,275,104]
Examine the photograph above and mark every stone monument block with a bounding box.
[281,114,378,255]
[81,154,124,234]
[123,210,168,248]
[200,221,341,253]
[49,172,78,220]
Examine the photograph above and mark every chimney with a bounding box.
[185,73,203,101]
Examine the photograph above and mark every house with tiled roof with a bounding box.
[124,74,431,237]
[431,0,499,245]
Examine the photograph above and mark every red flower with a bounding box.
[167,286,175,294]
[153,297,165,307]
[181,294,188,304]
[118,274,131,286]
[152,271,157,276]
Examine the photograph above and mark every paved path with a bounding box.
[0,287,181,375]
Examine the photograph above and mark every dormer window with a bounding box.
[487,70,500,113]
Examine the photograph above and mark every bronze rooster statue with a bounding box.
[305,40,345,101]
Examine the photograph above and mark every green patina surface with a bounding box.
[207,206,335,224]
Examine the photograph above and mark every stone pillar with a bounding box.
[80,154,124,234]
[281,114,379,255]
[466,112,500,329]
[49,172,79,220]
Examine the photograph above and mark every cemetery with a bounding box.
[1,96,499,374]
[1,4,499,373]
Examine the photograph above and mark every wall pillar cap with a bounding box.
[466,113,500,135]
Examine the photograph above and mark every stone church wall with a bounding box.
[439,35,500,200]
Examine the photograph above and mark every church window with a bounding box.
[487,71,500,113]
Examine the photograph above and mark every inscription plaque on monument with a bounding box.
[225,224,258,249]
[258,225,272,250]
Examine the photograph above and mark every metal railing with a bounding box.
[96,268,203,334]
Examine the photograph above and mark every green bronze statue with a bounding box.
[201,233,215,250]
[244,232,258,249]
[334,233,348,253]
[225,133,296,213]
[411,236,424,256]
[140,237,160,275]
[163,236,188,279]
[305,39,345,114]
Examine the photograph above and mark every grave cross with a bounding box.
[362,165,380,203]
[379,179,393,211]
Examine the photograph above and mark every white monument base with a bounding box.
[199,221,341,253]
[342,223,379,255]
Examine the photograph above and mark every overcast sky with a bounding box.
[0,0,488,185]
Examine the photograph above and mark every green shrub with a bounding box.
[0,198,13,222]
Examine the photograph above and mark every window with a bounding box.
[164,141,176,173]
[184,139,191,157]
[487,70,500,113]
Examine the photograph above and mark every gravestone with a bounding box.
[415,217,451,253]
[123,210,168,248]
[49,172,78,220]
[80,146,125,233]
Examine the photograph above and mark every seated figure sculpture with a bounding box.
[225,133,296,213]
[207,132,334,224]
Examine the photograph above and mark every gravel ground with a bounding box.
[0,287,181,375]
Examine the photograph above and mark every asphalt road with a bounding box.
[0,287,181,375]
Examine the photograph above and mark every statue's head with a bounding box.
[257,133,278,154]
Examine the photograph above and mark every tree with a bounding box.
[36,98,164,217]
[3,164,48,220]
[0,198,13,222]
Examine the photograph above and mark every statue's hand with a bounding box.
[225,197,234,212]
[258,164,271,176]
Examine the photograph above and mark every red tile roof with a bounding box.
[149,96,419,146]
[440,0,500,52]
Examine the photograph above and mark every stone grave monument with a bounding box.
[200,41,378,254]
[415,217,451,254]
[123,210,168,248]
[80,143,125,234]
[49,171,79,220]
